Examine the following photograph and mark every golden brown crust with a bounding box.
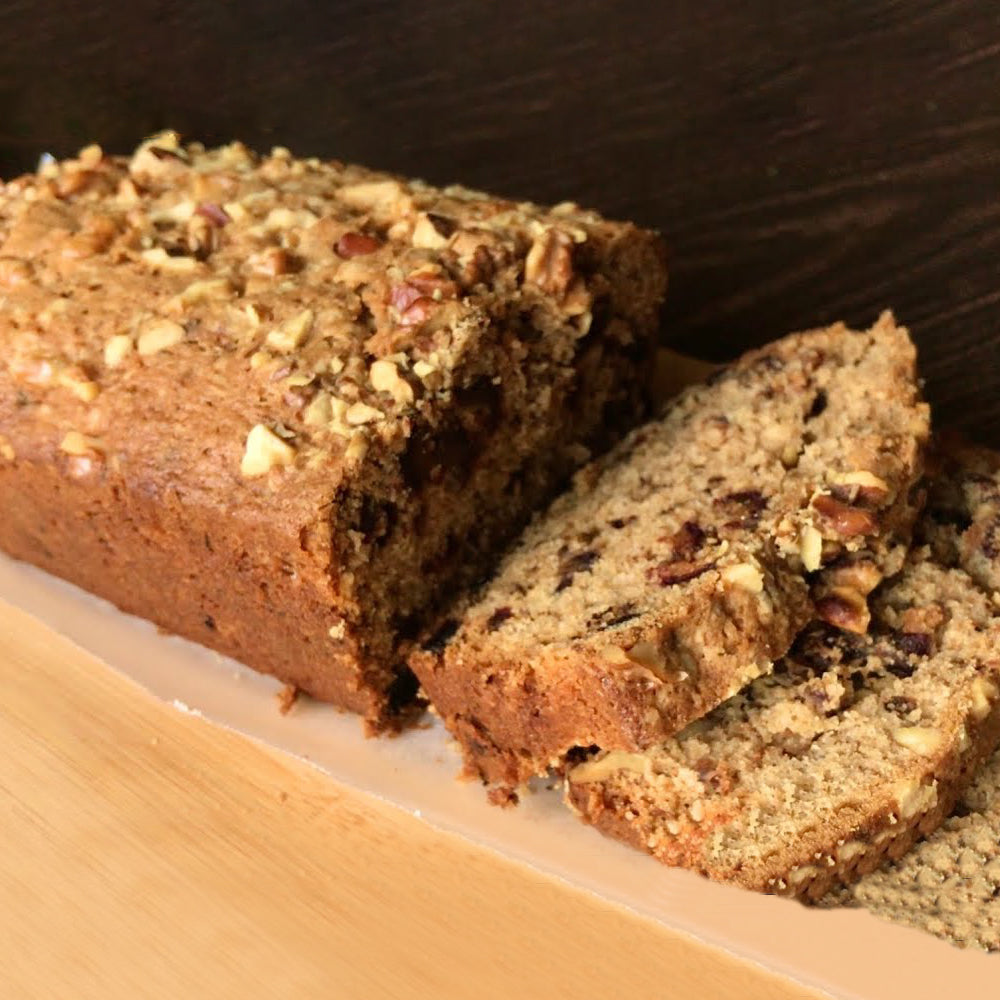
[0,135,668,724]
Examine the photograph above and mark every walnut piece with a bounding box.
[266,309,314,353]
[892,726,943,756]
[799,524,824,572]
[721,562,764,593]
[369,359,415,406]
[59,431,103,456]
[137,318,185,356]
[240,424,296,477]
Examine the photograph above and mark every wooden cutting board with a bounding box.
[0,597,825,1000]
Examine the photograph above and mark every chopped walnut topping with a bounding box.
[824,558,883,596]
[831,470,890,504]
[369,358,415,406]
[411,212,452,249]
[303,391,332,426]
[338,179,409,215]
[345,402,384,426]
[240,424,296,477]
[266,309,314,352]
[249,247,292,277]
[524,227,574,297]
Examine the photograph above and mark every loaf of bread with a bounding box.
[0,134,667,727]
[412,314,929,788]
[566,510,1000,899]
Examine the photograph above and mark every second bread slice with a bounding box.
[412,313,930,790]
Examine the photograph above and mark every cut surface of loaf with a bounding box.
[412,313,929,785]
[566,535,1000,900]
[827,445,1000,947]
[0,133,667,727]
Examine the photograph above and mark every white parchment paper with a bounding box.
[2,550,992,999]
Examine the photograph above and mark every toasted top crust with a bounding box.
[567,539,1000,899]
[414,314,930,783]
[0,133,656,530]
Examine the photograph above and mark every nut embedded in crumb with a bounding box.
[137,318,185,356]
[892,726,944,756]
[812,494,879,537]
[104,334,134,368]
[721,562,764,593]
[59,431,103,456]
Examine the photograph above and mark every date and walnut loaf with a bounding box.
[566,535,1000,899]
[0,134,667,727]
[411,313,930,788]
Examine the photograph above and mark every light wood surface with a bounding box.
[0,598,828,1000]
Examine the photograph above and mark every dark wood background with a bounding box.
[1,0,998,440]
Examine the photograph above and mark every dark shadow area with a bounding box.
[2,0,998,439]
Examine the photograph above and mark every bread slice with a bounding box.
[412,313,930,788]
[825,445,1000,946]
[566,481,1000,900]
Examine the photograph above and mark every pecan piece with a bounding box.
[814,586,871,634]
[336,232,382,258]
[397,297,437,327]
[524,228,574,297]
[406,270,458,300]
[823,557,883,596]
[812,494,879,537]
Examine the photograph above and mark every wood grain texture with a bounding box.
[0,598,826,1000]
[2,0,999,438]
